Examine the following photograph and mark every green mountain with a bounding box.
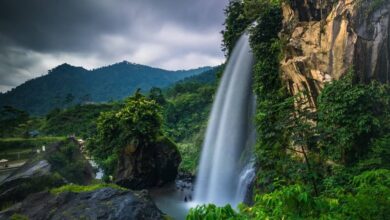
[0,61,212,115]
[38,66,221,139]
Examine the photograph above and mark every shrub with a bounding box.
[239,169,390,220]
[187,204,245,220]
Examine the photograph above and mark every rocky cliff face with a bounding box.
[281,0,390,107]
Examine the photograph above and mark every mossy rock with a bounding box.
[115,136,181,189]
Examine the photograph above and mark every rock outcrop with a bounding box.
[0,138,94,207]
[0,187,164,220]
[281,0,390,107]
[115,136,181,190]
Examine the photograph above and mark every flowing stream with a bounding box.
[193,33,256,207]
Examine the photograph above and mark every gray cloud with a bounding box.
[0,0,228,92]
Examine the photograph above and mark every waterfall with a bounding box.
[193,34,256,207]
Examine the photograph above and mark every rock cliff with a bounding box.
[281,0,390,107]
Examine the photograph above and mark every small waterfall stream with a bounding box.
[193,34,256,207]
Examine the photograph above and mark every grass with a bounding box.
[50,183,128,195]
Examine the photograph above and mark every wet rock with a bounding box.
[0,187,164,220]
[177,171,195,183]
[175,171,194,202]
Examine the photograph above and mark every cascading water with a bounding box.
[193,33,256,207]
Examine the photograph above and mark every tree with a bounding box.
[87,93,162,176]
[317,73,390,165]
[0,106,29,137]
[148,87,166,106]
[221,0,251,56]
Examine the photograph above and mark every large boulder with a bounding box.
[0,187,164,220]
[0,138,94,208]
[115,136,181,190]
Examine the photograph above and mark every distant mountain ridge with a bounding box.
[0,61,213,115]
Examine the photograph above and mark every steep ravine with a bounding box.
[281,0,390,107]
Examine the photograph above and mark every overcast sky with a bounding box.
[0,0,229,93]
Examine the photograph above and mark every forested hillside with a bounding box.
[0,61,212,115]
[0,66,220,174]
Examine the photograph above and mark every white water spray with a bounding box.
[193,34,256,207]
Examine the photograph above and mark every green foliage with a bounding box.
[164,84,215,142]
[243,0,283,20]
[50,183,127,195]
[331,169,390,219]
[221,0,285,57]
[246,0,300,191]
[238,169,390,220]
[221,1,251,56]
[187,204,245,220]
[120,93,163,139]
[46,139,91,184]
[176,142,201,173]
[148,87,167,106]
[359,135,390,170]
[241,184,325,219]
[163,66,221,173]
[318,73,390,165]
[42,103,122,138]
[87,92,163,177]
[0,106,35,138]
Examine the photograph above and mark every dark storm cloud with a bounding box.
[0,0,228,92]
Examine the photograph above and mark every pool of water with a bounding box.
[150,181,194,220]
